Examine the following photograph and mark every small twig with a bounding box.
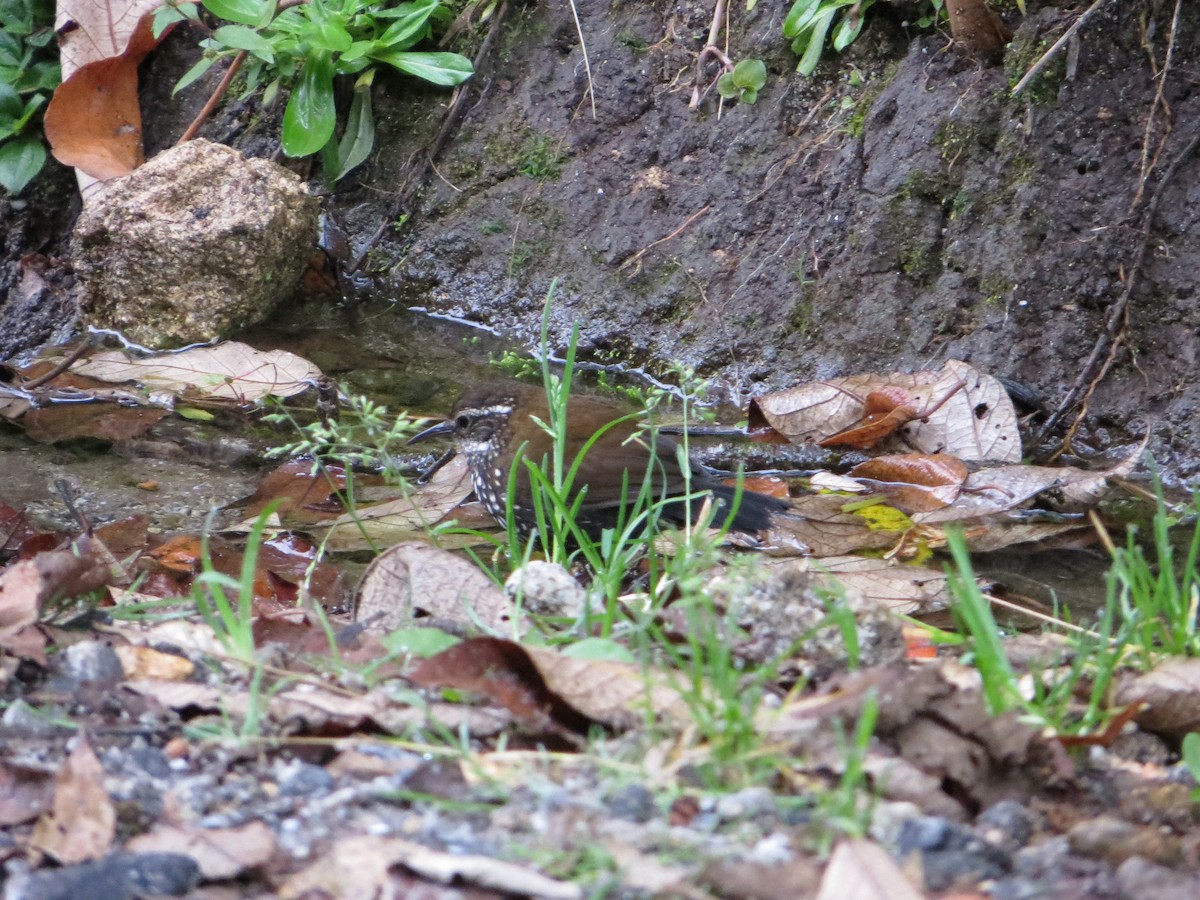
[566,0,596,121]
[1035,121,1200,444]
[21,340,93,389]
[1010,0,1107,97]
[616,205,711,275]
[1131,0,1181,209]
[178,51,247,144]
[689,0,732,109]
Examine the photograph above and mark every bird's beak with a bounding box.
[408,419,456,445]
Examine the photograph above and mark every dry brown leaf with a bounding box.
[113,644,196,681]
[46,0,189,186]
[71,342,323,402]
[410,638,688,734]
[524,645,689,729]
[0,549,112,661]
[798,555,951,614]
[318,454,477,551]
[0,764,55,827]
[816,839,926,900]
[127,821,275,880]
[751,360,1020,462]
[849,454,968,512]
[279,835,582,900]
[55,0,171,73]
[43,54,144,180]
[1117,658,1200,741]
[764,494,901,557]
[29,737,116,864]
[945,0,1012,59]
[22,403,169,443]
[355,539,521,636]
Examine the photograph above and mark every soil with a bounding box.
[3,2,1199,479]
[2,1,1200,898]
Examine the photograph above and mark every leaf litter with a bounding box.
[1,354,1195,897]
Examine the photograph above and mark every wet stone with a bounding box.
[976,799,1036,853]
[60,641,124,683]
[606,783,657,823]
[715,787,775,822]
[276,759,335,798]
[1115,856,1200,900]
[0,700,67,737]
[122,744,174,781]
[897,816,1011,893]
[6,852,200,900]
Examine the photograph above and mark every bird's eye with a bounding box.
[455,414,472,430]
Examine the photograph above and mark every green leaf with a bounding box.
[173,54,219,95]
[0,133,45,194]
[0,82,21,121]
[282,49,336,156]
[176,406,215,421]
[372,50,473,87]
[376,0,438,50]
[152,4,186,38]
[380,626,460,658]
[832,8,866,52]
[202,0,271,27]
[1184,732,1200,777]
[301,20,353,54]
[740,88,758,104]
[797,7,837,76]
[212,24,276,62]
[716,72,738,100]
[12,90,43,131]
[783,0,823,38]
[731,58,766,91]
[327,68,374,181]
[339,40,375,64]
[0,29,23,67]
[14,58,59,93]
[560,638,635,663]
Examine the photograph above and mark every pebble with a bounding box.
[976,799,1036,853]
[715,787,775,821]
[0,700,64,737]
[276,760,335,798]
[896,815,1011,893]
[5,852,199,900]
[504,561,588,618]
[60,641,124,683]
[606,783,657,823]
[1068,813,1183,868]
[1115,856,1200,900]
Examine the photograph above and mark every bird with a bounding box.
[408,381,787,540]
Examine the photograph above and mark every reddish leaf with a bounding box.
[22,404,169,443]
[410,637,593,735]
[44,55,144,180]
[29,737,116,864]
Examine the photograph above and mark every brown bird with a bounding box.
[409,381,786,539]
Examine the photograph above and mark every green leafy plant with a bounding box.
[785,0,945,76]
[1107,483,1200,665]
[155,0,473,181]
[0,0,60,194]
[716,58,766,104]
[1183,732,1200,802]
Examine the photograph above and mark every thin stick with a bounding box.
[616,205,711,274]
[566,0,596,121]
[1010,0,1107,97]
[689,0,731,109]
[177,51,247,144]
